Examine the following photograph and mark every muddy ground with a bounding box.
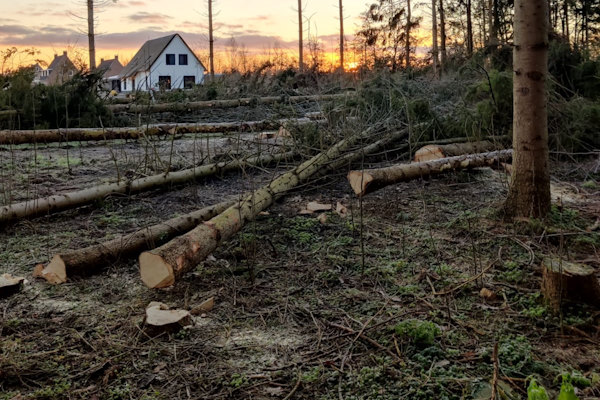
[1,128,599,399]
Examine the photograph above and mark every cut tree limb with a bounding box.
[414,140,501,162]
[0,118,321,145]
[35,200,233,284]
[348,150,513,197]
[139,126,408,288]
[1,150,295,225]
[541,257,600,311]
[107,93,355,114]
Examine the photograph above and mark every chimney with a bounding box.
[115,55,118,61]
[54,53,57,58]
[63,51,67,56]
[101,58,104,63]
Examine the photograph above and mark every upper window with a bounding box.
[179,54,188,65]
[166,54,175,65]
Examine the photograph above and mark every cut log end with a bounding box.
[414,145,446,162]
[36,255,68,284]
[542,257,600,311]
[347,171,374,197]
[0,274,25,298]
[139,252,175,289]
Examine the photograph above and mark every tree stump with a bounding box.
[541,257,600,311]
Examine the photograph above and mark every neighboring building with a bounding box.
[119,33,206,92]
[33,51,77,85]
[97,56,124,92]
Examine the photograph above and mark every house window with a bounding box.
[123,80,127,91]
[132,78,136,91]
[158,76,171,90]
[183,76,195,89]
[166,54,175,65]
[179,54,188,65]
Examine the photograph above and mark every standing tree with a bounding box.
[439,0,447,68]
[208,0,215,79]
[432,0,440,76]
[466,0,474,57]
[87,0,96,70]
[405,0,412,68]
[505,0,551,218]
[339,0,345,72]
[298,0,304,72]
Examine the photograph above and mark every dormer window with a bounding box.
[166,54,175,65]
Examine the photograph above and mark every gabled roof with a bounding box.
[46,52,77,85]
[97,57,123,78]
[120,33,206,78]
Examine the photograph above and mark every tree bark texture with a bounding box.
[414,140,501,162]
[505,0,551,218]
[87,0,96,70]
[348,150,513,197]
[1,151,296,225]
[541,257,600,311]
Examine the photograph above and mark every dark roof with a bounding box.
[46,52,77,85]
[120,33,205,78]
[48,52,70,70]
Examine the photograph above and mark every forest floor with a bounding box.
[1,131,599,400]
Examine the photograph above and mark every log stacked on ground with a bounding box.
[347,150,513,197]
[1,150,296,225]
[0,110,17,118]
[414,140,501,162]
[108,93,355,114]
[0,118,321,145]
[139,126,407,288]
[541,257,600,311]
[35,200,233,283]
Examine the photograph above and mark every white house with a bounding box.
[120,33,206,92]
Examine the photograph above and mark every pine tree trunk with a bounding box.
[466,0,474,57]
[87,0,96,70]
[139,127,407,288]
[405,0,412,68]
[432,0,440,77]
[348,150,513,197]
[339,0,344,72]
[1,151,296,225]
[505,0,551,219]
[414,140,501,162]
[208,0,215,79]
[439,0,447,68]
[298,0,304,72]
[35,201,233,284]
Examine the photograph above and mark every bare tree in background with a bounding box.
[439,0,447,68]
[208,0,215,79]
[79,0,116,71]
[298,0,304,72]
[339,0,344,72]
[432,0,439,77]
[405,0,412,68]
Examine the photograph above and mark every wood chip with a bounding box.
[335,202,348,218]
[479,287,497,301]
[306,201,332,212]
[318,213,328,224]
[190,297,215,315]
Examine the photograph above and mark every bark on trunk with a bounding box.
[298,0,304,72]
[0,118,319,145]
[541,257,600,311]
[208,0,215,79]
[139,127,406,288]
[107,93,353,114]
[432,0,440,77]
[405,0,412,68]
[466,0,474,57]
[87,0,96,70]
[1,151,296,225]
[339,0,344,72]
[505,0,551,219]
[414,140,501,162]
[35,201,233,284]
[348,150,513,197]
[439,0,447,68]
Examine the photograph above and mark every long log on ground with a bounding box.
[414,140,502,162]
[347,150,513,197]
[139,126,405,288]
[35,200,234,284]
[0,109,17,118]
[0,150,296,225]
[107,93,355,114]
[0,117,321,145]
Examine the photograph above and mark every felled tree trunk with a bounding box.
[348,150,513,197]
[0,118,318,145]
[414,140,500,162]
[35,200,233,284]
[541,257,600,311]
[139,126,404,288]
[1,151,295,225]
[108,94,353,114]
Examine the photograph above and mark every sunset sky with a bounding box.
[0,0,370,69]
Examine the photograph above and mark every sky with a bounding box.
[0,0,368,69]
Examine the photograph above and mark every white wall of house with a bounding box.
[122,36,205,92]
